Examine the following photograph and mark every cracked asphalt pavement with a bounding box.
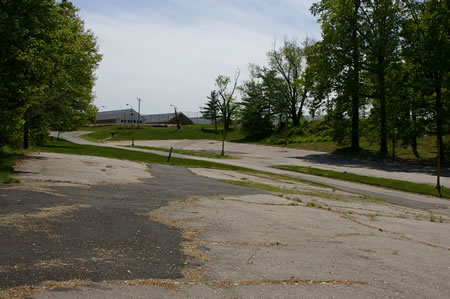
[0,161,261,297]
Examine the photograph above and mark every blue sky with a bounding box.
[70,0,321,114]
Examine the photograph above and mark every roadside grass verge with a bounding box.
[128,145,239,159]
[33,139,329,189]
[273,165,449,199]
[34,139,243,170]
[0,149,22,184]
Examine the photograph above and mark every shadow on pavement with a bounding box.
[290,153,450,178]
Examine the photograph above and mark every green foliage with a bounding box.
[311,0,365,152]
[0,0,102,148]
[239,79,274,139]
[0,148,22,184]
[401,0,449,161]
[201,90,220,131]
[359,0,403,156]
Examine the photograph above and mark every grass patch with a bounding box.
[79,125,244,143]
[274,165,449,199]
[128,145,239,159]
[33,139,247,171]
[0,149,22,184]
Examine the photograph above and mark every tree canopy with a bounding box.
[0,0,102,148]
[204,0,448,168]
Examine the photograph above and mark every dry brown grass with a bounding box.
[0,204,91,226]
[110,279,182,291]
[200,278,369,287]
[0,280,91,299]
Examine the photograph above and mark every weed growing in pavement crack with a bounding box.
[430,214,437,222]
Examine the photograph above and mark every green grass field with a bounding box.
[274,165,449,199]
[80,125,245,143]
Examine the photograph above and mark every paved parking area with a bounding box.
[0,154,260,298]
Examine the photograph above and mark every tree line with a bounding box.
[0,0,102,149]
[202,0,449,162]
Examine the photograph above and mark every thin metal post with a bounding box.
[137,97,141,128]
[167,147,173,162]
[437,137,441,196]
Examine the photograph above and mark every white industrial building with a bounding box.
[96,110,210,125]
[96,109,142,125]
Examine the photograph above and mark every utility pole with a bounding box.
[137,97,141,128]
[126,104,135,146]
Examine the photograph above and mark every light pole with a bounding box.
[170,104,180,130]
[126,104,135,146]
[137,97,141,128]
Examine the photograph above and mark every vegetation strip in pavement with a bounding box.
[220,180,381,203]
[273,165,449,199]
[127,145,239,159]
[0,150,22,184]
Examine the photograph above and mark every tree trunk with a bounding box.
[297,89,307,126]
[379,65,388,156]
[284,113,288,146]
[411,111,420,158]
[436,85,444,163]
[291,101,299,126]
[221,111,226,156]
[23,109,29,149]
[351,0,361,152]
[392,127,395,161]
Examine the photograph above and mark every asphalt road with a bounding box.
[54,131,450,216]
[0,164,261,290]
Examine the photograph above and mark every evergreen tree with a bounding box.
[201,90,220,131]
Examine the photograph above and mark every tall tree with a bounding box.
[311,0,365,151]
[215,70,240,155]
[0,0,55,147]
[402,0,449,163]
[26,0,101,146]
[267,39,312,126]
[239,79,274,139]
[359,0,402,156]
[201,90,220,131]
[0,0,101,148]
